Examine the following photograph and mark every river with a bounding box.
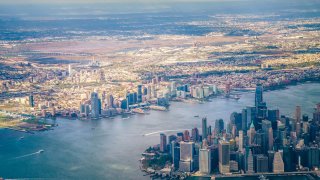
[0,82,319,179]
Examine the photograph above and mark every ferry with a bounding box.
[132,108,147,114]
[149,105,167,111]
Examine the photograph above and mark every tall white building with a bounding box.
[179,141,195,172]
[239,130,244,152]
[199,148,211,174]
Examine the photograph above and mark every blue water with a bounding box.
[0,82,319,179]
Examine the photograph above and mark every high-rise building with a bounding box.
[248,122,256,146]
[219,141,230,174]
[191,127,199,142]
[247,149,254,173]
[29,94,34,107]
[137,85,142,103]
[273,151,284,173]
[215,119,224,134]
[256,155,268,173]
[91,92,100,118]
[242,109,248,134]
[183,130,190,141]
[255,84,263,108]
[202,117,207,139]
[179,141,195,172]
[172,141,180,170]
[295,106,301,123]
[199,148,211,174]
[239,130,244,152]
[160,133,167,152]
[68,64,72,76]
[107,94,114,108]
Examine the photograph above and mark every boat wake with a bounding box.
[13,150,44,159]
[143,129,191,136]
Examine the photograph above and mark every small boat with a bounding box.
[38,149,45,153]
[19,136,24,140]
[194,115,199,118]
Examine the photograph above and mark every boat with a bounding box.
[149,105,167,111]
[132,108,146,114]
[19,136,24,140]
[194,115,199,118]
[38,149,45,153]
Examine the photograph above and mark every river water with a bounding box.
[0,82,319,179]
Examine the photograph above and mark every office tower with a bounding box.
[168,135,177,144]
[199,148,211,174]
[80,104,86,114]
[239,130,244,152]
[202,117,207,139]
[177,132,184,141]
[273,151,284,173]
[107,94,114,108]
[68,64,72,76]
[268,128,274,151]
[313,103,320,123]
[151,85,156,98]
[215,119,224,134]
[308,146,320,169]
[29,94,34,107]
[143,86,148,95]
[171,81,176,96]
[248,122,256,145]
[191,127,199,142]
[207,125,212,136]
[295,106,301,123]
[255,84,263,108]
[268,109,279,130]
[246,107,256,129]
[160,133,167,152]
[172,141,180,170]
[247,149,254,173]
[98,98,102,115]
[137,85,142,103]
[262,120,271,152]
[183,130,190,141]
[133,92,137,104]
[267,151,275,172]
[84,104,90,116]
[179,141,195,172]
[256,155,268,173]
[91,92,100,118]
[230,160,239,172]
[242,109,248,134]
[219,141,230,174]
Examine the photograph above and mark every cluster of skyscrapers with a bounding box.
[158,84,320,175]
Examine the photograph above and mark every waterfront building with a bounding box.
[68,64,72,76]
[137,85,142,103]
[160,133,167,152]
[247,149,254,174]
[107,94,114,108]
[202,117,207,139]
[256,155,268,173]
[91,92,100,118]
[273,151,284,173]
[219,140,230,174]
[199,148,211,174]
[172,141,180,170]
[179,141,195,172]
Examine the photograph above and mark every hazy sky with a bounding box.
[0,0,243,4]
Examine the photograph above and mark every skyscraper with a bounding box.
[239,130,244,152]
[256,155,268,173]
[247,149,254,173]
[29,94,34,107]
[183,130,190,141]
[295,106,301,123]
[273,151,284,173]
[199,148,211,174]
[255,84,263,108]
[219,141,230,174]
[202,117,207,139]
[179,141,195,172]
[191,127,199,142]
[91,92,100,118]
[248,122,256,146]
[172,141,180,170]
[268,128,274,151]
[137,85,142,103]
[160,133,167,152]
